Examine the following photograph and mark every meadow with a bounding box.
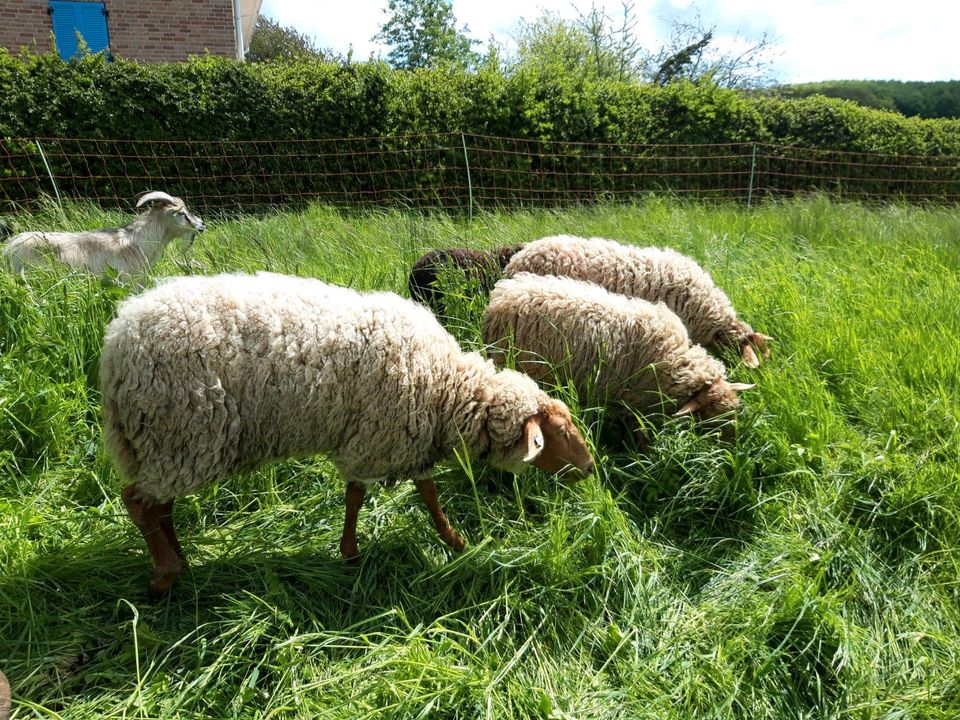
[0,197,958,719]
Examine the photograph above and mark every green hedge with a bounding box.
[1,51,959,209]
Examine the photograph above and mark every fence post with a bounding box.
[460,132,473,223]
[746,143,757,208]
[35,139,64,212]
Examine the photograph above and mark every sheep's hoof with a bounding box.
[446,531,466,552]
[147,576,176,599]
[147,563,183,599]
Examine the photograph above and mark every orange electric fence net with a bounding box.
[2,133,959,213]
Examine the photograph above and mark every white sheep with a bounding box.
[0,669,8,720]
[504,235,771,367]
[483,273,754,433]
[2,191,204,283]
[100,272,594,595]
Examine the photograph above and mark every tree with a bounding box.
[508,2,778,89]
[246,15,327,63]
[644,11,778,89]
[578,2,644,82]
[651,31,713,86]
[374,0,478,70]
[511,4,642,83]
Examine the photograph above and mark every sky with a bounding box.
[258,0,959,83]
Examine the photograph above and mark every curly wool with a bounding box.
[100,272,551,503]
[483,273,735,416]
[504,235,758,353]
[0,669,9,720]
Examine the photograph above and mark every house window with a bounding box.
[49,1,111,60]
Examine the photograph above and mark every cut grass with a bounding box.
[0,196,958,718]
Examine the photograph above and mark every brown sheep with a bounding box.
[408,244,525,317]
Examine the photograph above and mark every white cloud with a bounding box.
[260,0,386,59]
[259,0,960,82]
[710,0,960,82]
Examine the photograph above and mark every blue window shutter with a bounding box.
[49,2,110,59]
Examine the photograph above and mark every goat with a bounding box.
[2,191,204,283]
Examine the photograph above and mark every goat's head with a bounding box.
[491,397,594,480]
[136,191,206,242]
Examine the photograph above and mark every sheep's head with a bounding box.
[490,397,594,479]
[675,378,754,438]
[730,320,773,368]
[136,191,206,243]
[496,243,526,268]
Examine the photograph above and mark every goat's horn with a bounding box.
[675,397,700,416]
[136,191,180,208]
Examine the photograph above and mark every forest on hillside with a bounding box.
[776,80,960,119]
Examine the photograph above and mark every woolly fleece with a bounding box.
[483,273,737,416]
[504,235,759,354]
[100,272,554,503]
[0,669,8,720]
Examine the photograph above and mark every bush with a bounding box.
[1,50,959,210]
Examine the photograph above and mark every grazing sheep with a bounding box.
[408,244,525,317]
[504,235,771,367]
[0,669,8,720]
[101,272,593,595]
[2,191,204,283]
[483,273,754,432]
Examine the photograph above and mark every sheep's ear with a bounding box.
[136,191,179,208]
[754,333,773,358]
[521,416,545,462]
[675,397,701,416]
[729,383,756,392]
[741,342,760,368]
[745,332,773,363]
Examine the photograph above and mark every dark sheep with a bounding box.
[408,245,525,317]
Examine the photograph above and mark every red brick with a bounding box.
[0,0,245,62]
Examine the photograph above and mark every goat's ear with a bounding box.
[136,191,179,208]
[521,416,545,462]
[729,383,756,392]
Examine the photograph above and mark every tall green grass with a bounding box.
[0,197,958,718]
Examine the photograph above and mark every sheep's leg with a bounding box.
[632,425,651,454]
[156,500,184,559]
[414,477,465,551]
[340,481,366,562]
[121,484,184,596]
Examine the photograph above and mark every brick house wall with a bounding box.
[1,0,259,62]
